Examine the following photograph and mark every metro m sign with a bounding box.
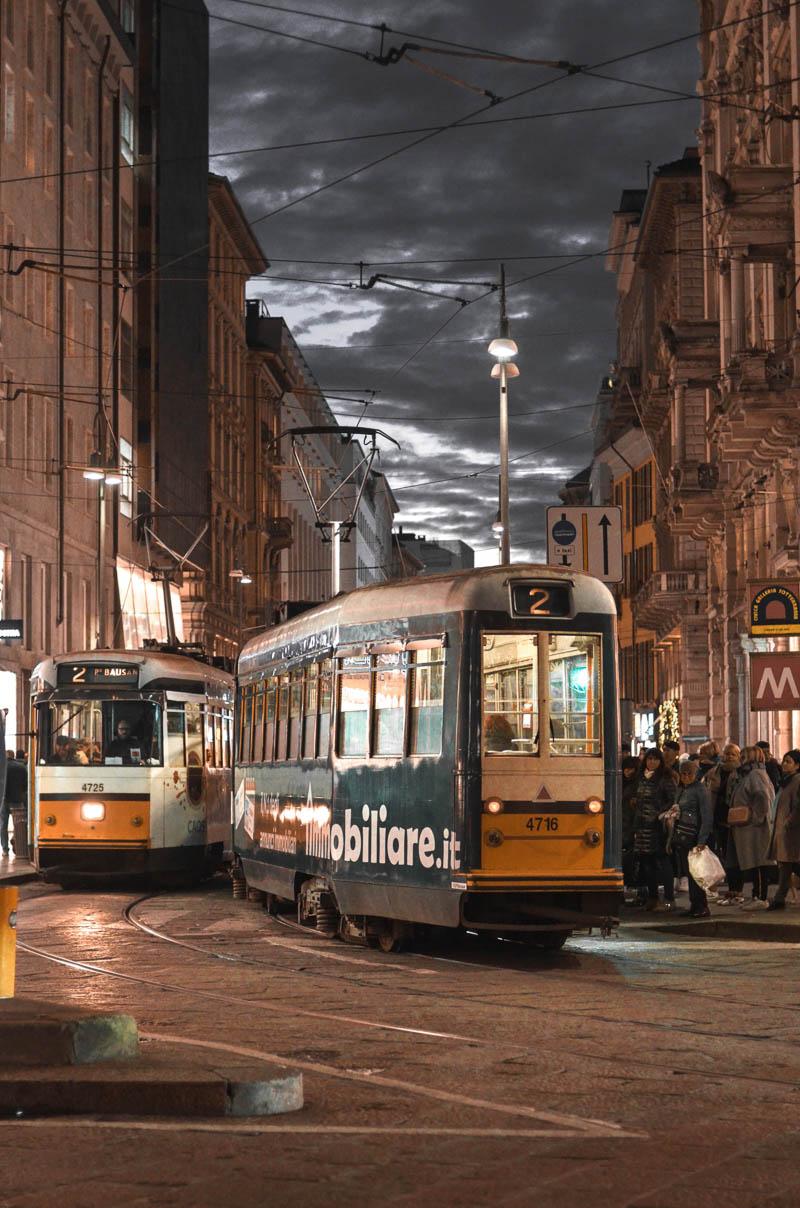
[750,652,800,711]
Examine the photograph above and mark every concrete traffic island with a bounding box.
[0,1003,303,1117]
[1,868,303,1119]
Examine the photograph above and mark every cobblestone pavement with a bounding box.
[3,878,800,1208]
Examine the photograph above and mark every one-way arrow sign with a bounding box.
[546,505,623,583]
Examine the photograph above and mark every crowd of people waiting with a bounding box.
[621,738,800,917]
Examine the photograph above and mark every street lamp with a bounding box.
[487,265,520,566]
[80,450,123,486]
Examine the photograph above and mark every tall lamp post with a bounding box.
[488,265,519,566]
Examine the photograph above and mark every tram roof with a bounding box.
[240,565,615,673]
[32,649,233,692]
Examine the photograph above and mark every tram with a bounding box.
[234,566,621,950]
[30,649,234,885]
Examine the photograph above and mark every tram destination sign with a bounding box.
[748,580,800,636]
[57,663,139,687]
[510,582,571,618]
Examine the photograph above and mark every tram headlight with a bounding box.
[80,802,105,822]
[485,828,504,847]
[584,829,602,846]
[585,796,604,815]
[483,797,504,815]
[45,814,56,827]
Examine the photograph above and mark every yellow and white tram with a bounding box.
[30,650,234,885]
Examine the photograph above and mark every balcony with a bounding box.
[265,516,293,551]
[634,570,707,640]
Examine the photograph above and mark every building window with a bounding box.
[0,544,7,618]
[84,74,92,153]
[82,303,94,372]
[44,14,54,98]
[632,462,653,528]
[25,0,33,71]
[65,44,74,127]
[119,317,133,397]
[23,92,34,171]
[119,0,135,34]
[39,562,50,649]
[43,119,54,194]
[22,554,32,650]
[119,435,133,518]
[83,177,93,242]
[65,284,75,354]
[65,151,74,221]
[5,0,14,43]
[120,91,134,164]
[4,67,15,143]
[3,218,12,304]
[23,392,34,480]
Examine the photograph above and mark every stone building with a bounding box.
[0,0,138,745]
[694,0,800,749]
[570,3,800,750]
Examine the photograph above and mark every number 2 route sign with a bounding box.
[546,505,623,583]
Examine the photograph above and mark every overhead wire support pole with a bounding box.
[488,265,519,566]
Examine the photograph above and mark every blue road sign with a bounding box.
[551,517,577,546]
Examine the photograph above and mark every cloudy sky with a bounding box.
[207,0,699,563]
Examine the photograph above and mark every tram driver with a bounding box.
[105,718,144,765]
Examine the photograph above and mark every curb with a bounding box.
[0,1066,304,1118]
[0,999,139,1066]
[620,915,800,943]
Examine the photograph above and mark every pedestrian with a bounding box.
[2,750,27,857]
[620,755,642,903]
[755,740,782,792]
[767,749,800,911]
[705,742,744,901]
[728,745,774,910]
[0,747,12,857]
[672,760,713,918]
[661,739,681,784]
[633,747,677,911]
[697,740,719,782]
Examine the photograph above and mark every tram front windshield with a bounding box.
[40,700,163,766]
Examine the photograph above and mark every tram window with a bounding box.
[185,701,204,767]
[276,674,290,761]
[252,684,265,764]
[337,657,369,757]
[43,700,163,766]
[547,634,602,756]
[409,648,444,756]
[42,700,102,765]
[481,634,539,756]
[205,710,222,768]
[213,712,223,767]
[289,670,303,760]
[318,659,332,757]
[222,711,233,767]
[166,705,186,767]
[302,665,318,759]
[264,680,277,762]
[239,685,254,762]
[373,653,406,756]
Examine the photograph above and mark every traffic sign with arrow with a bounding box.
[546,505,623,583]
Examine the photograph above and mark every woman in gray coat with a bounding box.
[767,749,800,910]
[729,745,774,910]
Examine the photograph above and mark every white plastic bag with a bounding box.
[688,846,726,891]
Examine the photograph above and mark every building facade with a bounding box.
[568,4,800,751]
[0,0,138,746]
[393,529,475,577]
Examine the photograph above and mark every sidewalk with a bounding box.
[620,893,800,942]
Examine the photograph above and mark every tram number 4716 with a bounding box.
[526,815,559,832]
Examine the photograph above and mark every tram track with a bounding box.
[16,888,800,1098]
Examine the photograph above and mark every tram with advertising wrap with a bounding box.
[30,650,234,885]
[233,565,621,951]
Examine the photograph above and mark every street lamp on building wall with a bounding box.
[487,265,520,566]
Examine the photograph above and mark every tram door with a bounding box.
[162,698,206,851]
[479,630,606,876]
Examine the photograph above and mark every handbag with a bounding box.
[727,803,751,827]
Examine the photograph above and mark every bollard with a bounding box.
[0,886,19,999]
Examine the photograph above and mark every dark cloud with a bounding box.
[209,0,699,560]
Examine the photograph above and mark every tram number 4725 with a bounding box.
[526,815,559,832]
